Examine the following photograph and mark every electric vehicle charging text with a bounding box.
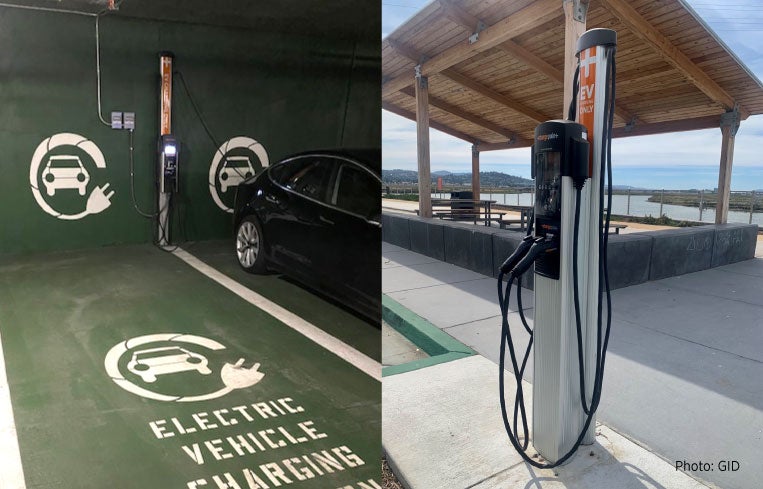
[159,134,179,194]
[496,28,617,468]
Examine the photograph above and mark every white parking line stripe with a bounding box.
[173,248,382,382]
[0,330,27,489]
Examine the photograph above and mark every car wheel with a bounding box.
[236,216,267,273]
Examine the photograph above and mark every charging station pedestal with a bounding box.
[531,29,616,463]
[157,52,175,247]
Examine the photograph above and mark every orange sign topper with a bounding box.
[160,55,173,136]
[578,46,596,174]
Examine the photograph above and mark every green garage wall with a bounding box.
[0,8,380,254]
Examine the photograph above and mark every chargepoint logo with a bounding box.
[29,132,115,220]
[208,136,269,213]
[104,333,265,403]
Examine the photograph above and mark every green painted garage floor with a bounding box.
[0,243,381,489]
[184,240,380,362]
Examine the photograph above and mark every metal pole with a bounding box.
[157,52,174,247]
[660,189,664,217]
[699,189,704,221]
[626,188,631,215]
[750,191,755,224]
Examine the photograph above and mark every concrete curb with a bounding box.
[382,295,475,377]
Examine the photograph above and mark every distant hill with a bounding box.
[612,185,644,190]
[383,169,533,187]
[383,169,419,183]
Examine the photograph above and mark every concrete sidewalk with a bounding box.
[382,242,763,489]
[384,355,707,489]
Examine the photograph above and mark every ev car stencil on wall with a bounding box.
[208,136,269,213]
[29,132,115,220]
[105,333,265,402]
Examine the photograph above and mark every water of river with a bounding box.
[432,192,763,225]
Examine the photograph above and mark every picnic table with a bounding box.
[494,204,533,231]
[430,198,500,227]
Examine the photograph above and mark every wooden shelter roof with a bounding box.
[382,0,763,151]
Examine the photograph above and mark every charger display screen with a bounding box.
[536,151,561,219]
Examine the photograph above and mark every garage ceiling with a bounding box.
[0,0,379,41]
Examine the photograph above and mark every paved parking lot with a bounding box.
[0,243,381,489]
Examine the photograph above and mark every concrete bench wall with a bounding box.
[382,212,758,291]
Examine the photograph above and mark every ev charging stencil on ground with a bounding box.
[0,244,380,488]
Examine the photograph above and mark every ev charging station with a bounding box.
[497,28,617,468]
[157,52,179,247]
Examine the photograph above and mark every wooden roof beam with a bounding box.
[476,115,725,150]
[437,0,483,35]
[600,0,748,118]
[496,40,637,123]
[400,86,519,139]
[437,6,637,125]
[477,139,533,151]
[612,114,721,138]
[386,38,554,123]
[382,101,481,144]
[386,38,426,65]
[441,68,552,123]
[382,0,560,97]
[497,40,564,84]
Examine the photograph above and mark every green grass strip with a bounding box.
[382,295,475,377]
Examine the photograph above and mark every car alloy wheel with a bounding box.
[237,221,260,269]
[236,216,268,273]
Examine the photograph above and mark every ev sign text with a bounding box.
[105,333,379,488]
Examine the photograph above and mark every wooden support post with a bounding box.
[562,0,587,119]
[415,70,432,218]
[716,108,740,224]
[471,145,480,201]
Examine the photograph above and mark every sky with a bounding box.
[381,1,763,190]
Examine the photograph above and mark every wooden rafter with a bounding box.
[476,138,533,151]
[385,38,426,65]
[601,0,747,118]
[497,40,564,84]
[611,114,720,138]
[434,2,637,124]
[497,40,637,123]
[478,114,725,151]
[382,0,560,97]
[382,101,481,144]
[437,0,481,33]
[400,86,517,139]
[387,37,551,124]
[441,68,552,123]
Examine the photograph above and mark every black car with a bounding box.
[233,149,381,323]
